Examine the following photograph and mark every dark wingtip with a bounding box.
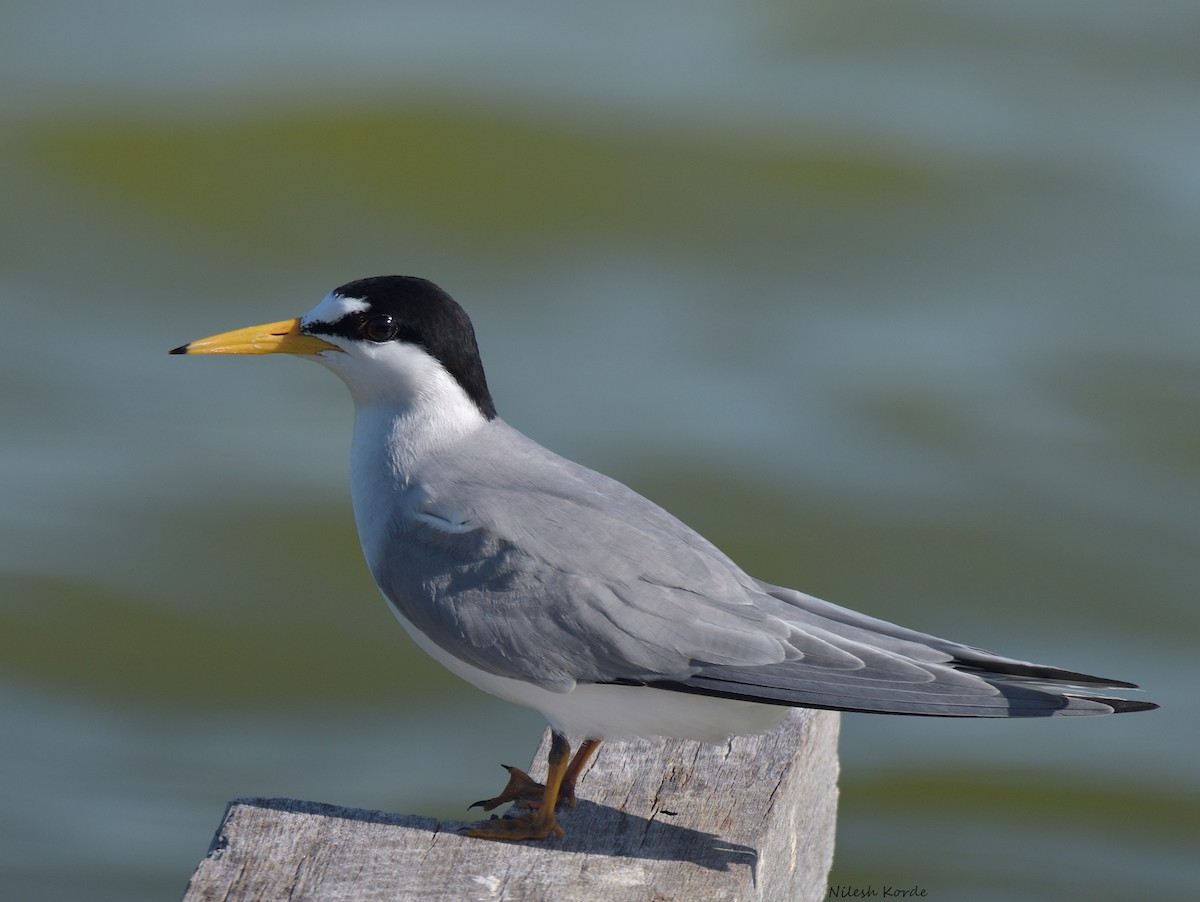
[1080,697,1160,714]
[1071,674,1140,690]
[953,660,1143,690]
[169,344,189,355]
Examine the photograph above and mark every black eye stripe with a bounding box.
[308,313,420,346]
[308,312,387,341]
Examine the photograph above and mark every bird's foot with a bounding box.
[469,764,579,812]
[469,765,545,812]
[462,809,565,842]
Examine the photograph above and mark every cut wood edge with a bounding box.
[183,708,839,902]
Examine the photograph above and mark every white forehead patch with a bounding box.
[301,291,370,327]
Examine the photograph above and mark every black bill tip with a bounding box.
[169,344,189,355]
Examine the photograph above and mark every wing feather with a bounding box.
[369,421,1153,716]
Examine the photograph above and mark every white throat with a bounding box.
[313,341,489,568]
[314,337,488,456]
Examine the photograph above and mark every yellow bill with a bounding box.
[170,318,340,356]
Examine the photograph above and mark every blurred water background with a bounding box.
[2,2,1197,899]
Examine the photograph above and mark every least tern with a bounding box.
[172,275,1157,842]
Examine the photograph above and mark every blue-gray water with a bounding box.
[1,3,1196,899]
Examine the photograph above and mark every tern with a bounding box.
[172,275,1157,841]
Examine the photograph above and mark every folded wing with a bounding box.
[386,422,1156,717]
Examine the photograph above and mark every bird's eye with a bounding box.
[362,314,399,343]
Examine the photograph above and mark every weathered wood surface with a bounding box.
[182,708,839,902]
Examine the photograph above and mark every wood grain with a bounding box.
[182,708,839,901]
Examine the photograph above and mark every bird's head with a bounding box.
[171,275,498,422]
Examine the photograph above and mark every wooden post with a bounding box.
[182,708,839,901]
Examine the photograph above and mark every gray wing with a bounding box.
[376,422,1154,717]
[375,423,796,689]
[643,580,1155,716]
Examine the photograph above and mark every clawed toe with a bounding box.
[462,810,564,842]
[469,764,546,812]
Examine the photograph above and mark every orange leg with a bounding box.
[559,738,601,808]
[465,731,571,841]
[470,737,602,812]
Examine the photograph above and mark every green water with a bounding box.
[2,3,1196,899]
